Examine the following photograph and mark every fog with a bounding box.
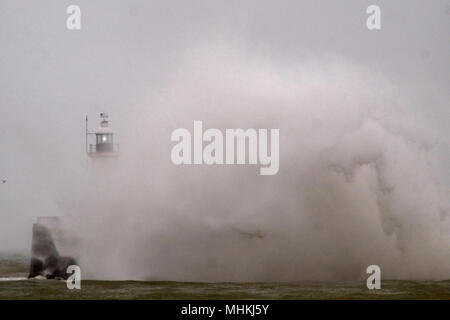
[0,1,449,281]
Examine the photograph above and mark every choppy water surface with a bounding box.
[1,254,448,300]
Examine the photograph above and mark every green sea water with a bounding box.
[1,253,449,300]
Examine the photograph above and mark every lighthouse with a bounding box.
[86,113,119,157]
[28,113,120,279]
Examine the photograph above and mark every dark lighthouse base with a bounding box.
[28,217,77,280]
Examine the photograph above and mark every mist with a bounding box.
[0,1,449,281]
[54,45,448,282]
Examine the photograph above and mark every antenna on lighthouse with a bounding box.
[85,115,88,167]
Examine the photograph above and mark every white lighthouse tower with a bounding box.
[86,113,119,158]
[85,112,119,178]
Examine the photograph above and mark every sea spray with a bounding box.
[59,45,449,282]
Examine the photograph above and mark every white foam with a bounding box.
[0,277,27,281]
